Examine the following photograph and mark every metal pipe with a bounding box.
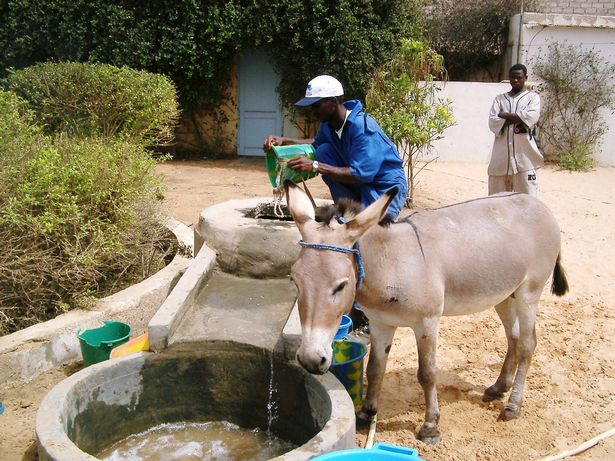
[516,0,525,64]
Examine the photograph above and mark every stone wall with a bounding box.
[537,0,615,16]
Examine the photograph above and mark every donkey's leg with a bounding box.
[484,298,519,402]
[499,292,539,421]
[414,317,441,444]
[357,320,397,426]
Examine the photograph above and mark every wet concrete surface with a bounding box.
[170,271,297,350]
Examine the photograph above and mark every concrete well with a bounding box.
[194,197,331,278]
[36,342,355,460]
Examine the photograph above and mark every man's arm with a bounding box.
[488,96,507,135]
[263,135,314,150]
[497,112,523,125]
[285,156,361,184]
[499,93,541,128]
[515,93,540,128]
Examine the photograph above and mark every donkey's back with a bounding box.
[380,192,565,317]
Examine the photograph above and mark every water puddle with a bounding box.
[97,420,295,461]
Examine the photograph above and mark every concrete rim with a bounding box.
[36,349,355,461]
[0,218,193,384]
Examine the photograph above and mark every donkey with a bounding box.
[284,181,568,444]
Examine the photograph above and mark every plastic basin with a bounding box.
[312,443,425,460]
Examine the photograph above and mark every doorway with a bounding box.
[238,50,283,156]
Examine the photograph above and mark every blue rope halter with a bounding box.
[297,216,365,290]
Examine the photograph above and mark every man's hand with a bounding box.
[263,135,285,150]
[286,156,315,173]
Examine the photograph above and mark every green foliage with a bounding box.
[0,75,178,335]
[533,43,615,171]
[0,129,173,334]
[558,147,594,171]
[4,62,179,145]
[0,0,241,110]
[424,0,535,80]
[366,39,454,205]
[0,90,42,180]
[0,0,421,114]
[253,0,422,123]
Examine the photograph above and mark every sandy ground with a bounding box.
[1,157,614,460]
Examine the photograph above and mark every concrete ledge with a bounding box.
[0,219,193,384]
[148,243,217,351]
[280,372,356,459]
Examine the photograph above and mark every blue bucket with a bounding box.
[330,339,368,406]
[312,443,425,460]
[335,314,353,339]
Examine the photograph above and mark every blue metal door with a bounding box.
[238,50,283,156]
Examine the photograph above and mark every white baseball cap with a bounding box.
[295,75,344,106]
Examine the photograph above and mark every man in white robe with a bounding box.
[488,64,543,196]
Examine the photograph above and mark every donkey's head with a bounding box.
[284,181,397,374]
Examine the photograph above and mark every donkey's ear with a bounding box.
[345,187,397,241]
[284,180,316,228]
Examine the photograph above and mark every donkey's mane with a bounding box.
[316,198,394,227]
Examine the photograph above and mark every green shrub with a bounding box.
[0,89,41,171]
[366,40,454,206]
[4,62,179,145]
[0,119,173,334]
[558,147,594,171]
[0,0,421,111]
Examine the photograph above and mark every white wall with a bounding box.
[509,12,615,166]
[427,82,510,164]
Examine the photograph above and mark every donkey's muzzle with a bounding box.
[296,351,330,375]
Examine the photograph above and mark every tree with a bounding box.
[424,0,536,81]
[366,39,454,205]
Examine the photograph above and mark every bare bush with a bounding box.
[533,43,615,170]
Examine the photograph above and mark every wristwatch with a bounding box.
[312,160,319,172]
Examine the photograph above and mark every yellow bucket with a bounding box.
[110,332,149,359]
[330,339,368,406]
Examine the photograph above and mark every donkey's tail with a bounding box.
[551,254,569,296]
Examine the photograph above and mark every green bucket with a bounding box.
[330,339,368,406]
[77,320,132,367]
[265,144,317,188]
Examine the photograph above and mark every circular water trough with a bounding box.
[36,342,355,460]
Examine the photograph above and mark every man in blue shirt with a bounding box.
[264,75,407,334]
[264,75,408,219]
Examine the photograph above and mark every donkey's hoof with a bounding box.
[498,405,520,421]
[356,409,376,428]
[483,385,505,402]
[417,424,441,445]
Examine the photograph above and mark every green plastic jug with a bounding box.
[265,144,318,188]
